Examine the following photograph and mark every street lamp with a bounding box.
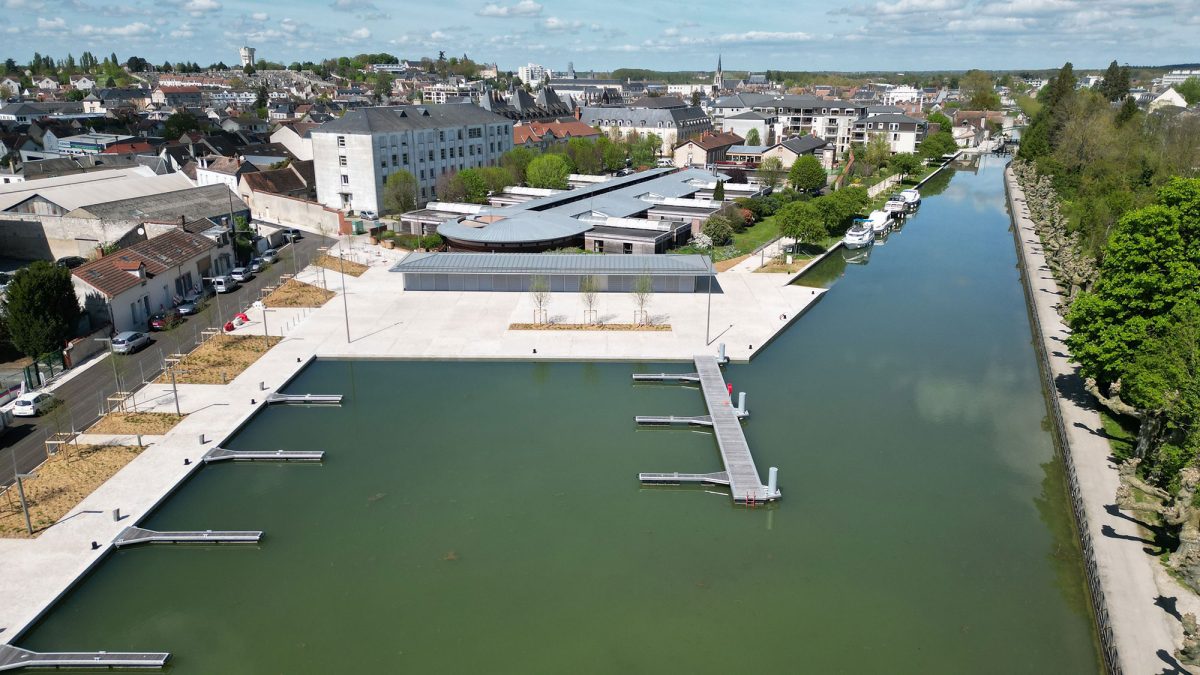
[705,253,713,345]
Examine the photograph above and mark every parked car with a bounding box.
[211,276,239,293]
[111,331,151,354]
[149,308,183,331]
[177,298,203,315]
[12,392,55,417]
[248,257,265,273]
[615,168,635,177]
[359,210,378,220]
[55,256,87,269]
[230,267,253,282]
[261,248,279,264]
[186,284,215,302]
[281,228,302,241]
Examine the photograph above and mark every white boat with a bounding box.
[842,219,875,249]
[883,195,907,215]
[900,188,921,210]
[866,210,891,234]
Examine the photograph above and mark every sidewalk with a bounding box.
[1007,166,1183,674]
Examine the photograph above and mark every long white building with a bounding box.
[311,104,514,215]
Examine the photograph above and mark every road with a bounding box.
[0,234,330,487]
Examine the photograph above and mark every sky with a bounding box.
[1,0,1197,73]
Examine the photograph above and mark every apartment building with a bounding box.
[851,113,927,154]
[710,93,870,156]
[311,104,513,214]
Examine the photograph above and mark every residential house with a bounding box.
[721,111,775,145]
[35,77,59,92]
[311,103,513,213]
[724,135,830,170]
[152,86,203,107]
[1149,87,1188,112]
[196,155,259,191]
[851,113,927,154]
[511,119,600,151]
[270,122,316,162]
[69,76,96,92]
[579,96,712,156]
[71,229,231,333]
[671,131,743,168]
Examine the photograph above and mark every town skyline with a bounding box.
[1,0,1197,71]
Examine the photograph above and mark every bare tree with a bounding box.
[530,275,550,324]
[632,273,653,325]
[579,275,598,324]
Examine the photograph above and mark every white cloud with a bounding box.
[280,17,300,33]
[429,30,448,40]
[181,0,219,15]
[542,16,582,31]
[78,21,155,36]
[36,16,65,29]
[251,11,268,20]
[329,0,378,10]
[349,26,370,39]
[3,0,45,8]
[477,0,541,17]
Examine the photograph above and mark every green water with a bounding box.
[20,156,1100,673]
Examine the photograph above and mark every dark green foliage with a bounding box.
[788,155,826,192]
[776,200,825,246]
[702,217,734,246]
[164,112,199,139]
[1178,78,1200,106]
[918,131,958,159]
[713,181,725,201]
[1099,60,1131,102]
[1,262,80,358]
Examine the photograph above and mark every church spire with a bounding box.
[713,54,724,92]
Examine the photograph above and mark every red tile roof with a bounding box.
[100,140,155,154]
[677,131,743,151]
[513,120,600,145]
[73,230,216,298]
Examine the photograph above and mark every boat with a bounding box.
[866,210,891,234]
[842,219,875,249]
[900,188,921,210]
[883,194,907,215]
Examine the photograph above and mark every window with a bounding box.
[380,159,386,168]
[341,175,349,184]
[428,150,434,161]
[623,242,633,254]
[438,130,445,142]
[339,156,347,166]
[403,153,408,163]
[469,127,482,139]
[594,240,604,253]
[420,169,425,179]
[337,136,345,147]
[391,154,397,165]
[440,148,446,160]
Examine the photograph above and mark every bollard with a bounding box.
[786,254,793,266]
[91,541,100,550]
[737,391,747,416]
[260,381,266,391]
[718,343,726,362]
[768,466,778,496]
[198,433,205,444]
[184,458,191,465]
[112,508,120,522]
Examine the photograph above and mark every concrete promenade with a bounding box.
[0,244,824,643]
[1006,166,1183,674]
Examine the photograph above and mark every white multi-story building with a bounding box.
[240,46,256,68]
[881,85,921,106]
[311,104,514,214]
[1161,69,1200,86]
[851,114,927,154]
[421,80,485,104]
[517,63,549,86]
[711,93,871,156]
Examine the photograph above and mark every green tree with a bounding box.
[757,156,785,188]
[501,147,537,183]
[889,153,923,181]
[526,153,571,189]
[478,166,515,194]
[702,216,733,246]
[65,89,85,101]
[777,200,826,247]
[164,112,199,139]
[630,133,660,168]
[926,111,952,131]
[1177,78,1200,106]
[436,172,466,202]
[862,135,892,175]
[919,130,958,159]
[1,262,80,358]
[457,168,490,203]
[744,128,761,146]
[961,69,999,110]
[566,137,601,174]
[788,154,826,192]
[713,180,725,201]
[1099,60,1130,102]
[382,169,418,213]
[598,137,626,172]
[1115,96,1140,125]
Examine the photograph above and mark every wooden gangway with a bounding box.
[634,415,713,427]
[638,471,730,486]
[113,527,262,547]
[265,392,342,405]
[203,447,325,463]
[637,355,780,503]
[0,644,169,671]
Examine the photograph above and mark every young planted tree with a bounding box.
[788,154,826,193]
[713,180,725,201]
[632,273,653,325]
[579,275,599,324]
[530,275,550,324]
[2,262,80,358]
[382,169,418,214]
[744,128,761,146]
[757,156,785,189]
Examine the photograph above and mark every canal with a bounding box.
[19,155,1100,673]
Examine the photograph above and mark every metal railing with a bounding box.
[1005,167,1122,675]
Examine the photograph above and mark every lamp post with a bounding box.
[704,253,713,345]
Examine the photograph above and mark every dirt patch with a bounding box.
[509,323,671,331]
[156,334,282,385]
[715,254,751,272]
[314,254,368,277]
[755,257,814,274]
[264,279,335,308]
[89,412,185,435]
[0,445,144,537]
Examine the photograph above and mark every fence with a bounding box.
[1005,167,1122,675]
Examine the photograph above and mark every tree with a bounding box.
[164,112,199,139]
[530,275,550,324]
[579,275,599,324]
[861,135,892,175]
[1178,78,1200,106]
[961,69,999,110]
[889,153,923,181]
[713,180,725,201]
[1,262,80,358]
[566,137,601,174]
[927,111,952,131]
[777,200,826,248]
[788,154,826,193]
[243,64,256,75]
[757,156,785,188]
[744,128,761,146]
[478,166,515,194]
[382,169,418,213]
[702,216,734,246]
[254,84,268,110]
[690,91,701,106]
[436,171,467,202]
[632,273,653,325]
[526,154,571,189]
[457,168,490,204]
[919,130,958,159]
[1099,60,1130,102]
[65,89,85,101]
[104,76,116,88]
[500,147,537,183]
[598,137,626,172]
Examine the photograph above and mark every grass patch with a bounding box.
[264,279,336,308]
[0,445,143,537]
[315,254,368,277]
[509,323,671,331]
[1099,410,1138,460]
[89,412,184,435]
[157,334,283,385]
[732,216,781,254]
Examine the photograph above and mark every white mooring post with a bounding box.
[768,467,778,496]
[737,391,747,417]
[718,343,726,363]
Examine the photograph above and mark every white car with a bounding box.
[261,249,279,264]
[230,267,254,282]
[359,210,378,220]
[112,331,151,354]
[12,392,55,417]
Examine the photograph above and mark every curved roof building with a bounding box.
[437,212,591,252]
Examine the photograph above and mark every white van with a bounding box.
[211,276,239,293]
[656,158,675,168]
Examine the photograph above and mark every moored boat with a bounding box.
[900,188,921,210]
[842,219,875,249]
[866,210,891,234]
[883,194,907,215]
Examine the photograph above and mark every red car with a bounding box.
[149,308,183,331]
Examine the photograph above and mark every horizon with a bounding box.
[1,0,1196,73]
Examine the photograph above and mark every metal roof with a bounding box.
[311,103,507,135]
[436,212,591,244]
[390,252,712,276]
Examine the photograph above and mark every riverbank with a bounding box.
[1005,164,1183,674]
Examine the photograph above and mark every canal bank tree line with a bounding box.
[1015,62,1200,591]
